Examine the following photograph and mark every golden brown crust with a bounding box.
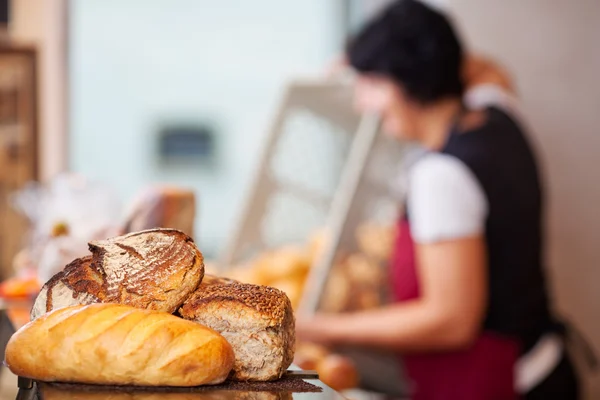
[180,283,290,327]
[7,304,234,386]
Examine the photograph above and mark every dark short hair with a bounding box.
[348,0,464,104]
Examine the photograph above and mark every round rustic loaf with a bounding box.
[31,228,204,320]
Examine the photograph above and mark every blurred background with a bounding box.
[0,0,599,398]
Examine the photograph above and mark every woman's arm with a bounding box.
[297,154,490,352]
[296,235,488,352]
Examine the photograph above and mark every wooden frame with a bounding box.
[0,45,38,178]
[0,44,38,278]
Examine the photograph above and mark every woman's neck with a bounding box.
[415,98,463,150]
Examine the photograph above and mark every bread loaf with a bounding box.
[7,304,234,386]
[179,282,295,381]
[31,229,204,320]
[89,228,203,311]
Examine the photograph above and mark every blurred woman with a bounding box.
[296,1,579,399]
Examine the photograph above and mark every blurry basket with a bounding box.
[219,79,409,315]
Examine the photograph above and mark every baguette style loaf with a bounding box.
[31,228,204,320]
[179,282,295,381]
[7,304,234,386]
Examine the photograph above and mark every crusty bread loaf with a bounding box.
[7,304,234,386]
[31,229,204,320]
[179,282,295,381]
[89,228,203,311]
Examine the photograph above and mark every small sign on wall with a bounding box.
[157,123,216,165]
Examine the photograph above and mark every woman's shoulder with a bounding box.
[409,152,480,191]
[407,153,488,243]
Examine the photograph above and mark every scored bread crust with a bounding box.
[89,228,204,311]
[31,228,204,320]
[8,304,235,386]
[179,282,295,381]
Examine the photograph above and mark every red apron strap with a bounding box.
[390,219,519,399]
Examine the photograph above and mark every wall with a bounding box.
[69,0,342,257]
[445,0,600,396]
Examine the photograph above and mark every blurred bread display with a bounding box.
[123,186,196,236]
[316,354,360,392]
[295,342,359,392]
[355,223,396,261]
[224,222,396,312]
[252,246,311,285]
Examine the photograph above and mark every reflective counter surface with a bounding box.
[33,378,346,400]
[25,366,347,400]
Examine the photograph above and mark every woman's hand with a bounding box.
[295,314,334,345]
[296,313,352,346]
[463,55,515,94]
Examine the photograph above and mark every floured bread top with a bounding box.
[89,228,203,306]
[31,228,204,320]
